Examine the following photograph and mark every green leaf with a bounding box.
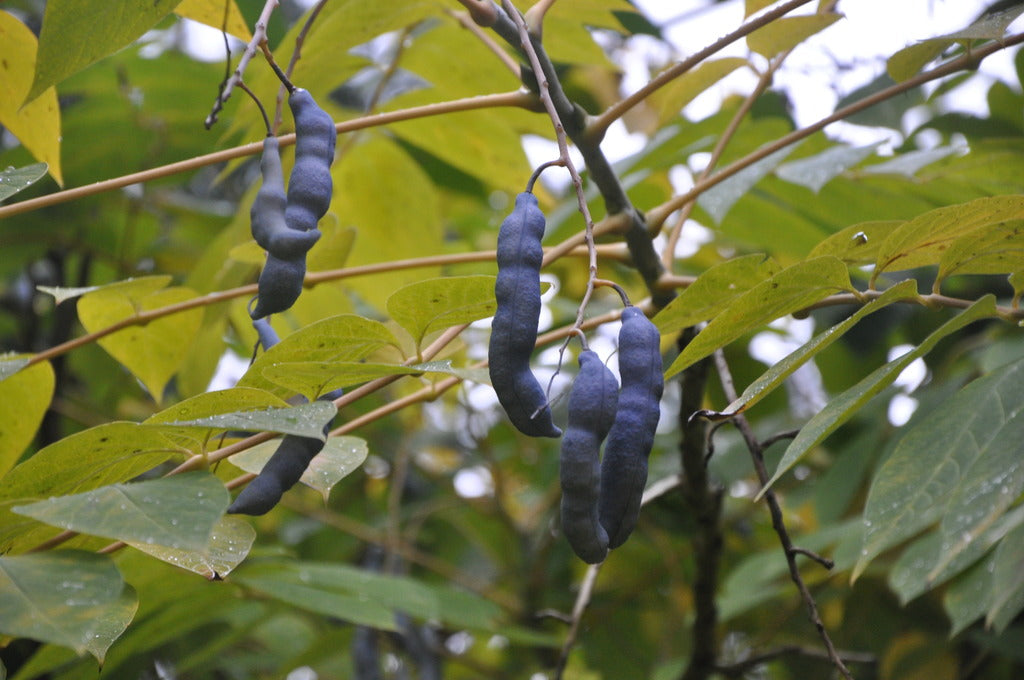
[765,295,999,498]
[888,7,1024,81]
[126,515,255,579]
[746,13,842,57]
[12,471,228,551]
[888,505,1024,605]
[28,0,184,102]
[648,58,749,128]
[0,422,185,553]
[929,371,1024,579]
[986,522,1024,631]
[76,277,204,403]
[653,254,782,334]
[874,195,1024,278]
[229,435,368,501]
[665,256,853,379]
[0,11,62,185]
[723,281,919,416]
[258,361,423,401]
[238,314,400,395]
[233,560,502,631]
[859,146,959,177]
[944,552,997,636]
[806,220,902,264]
[156,401,338,442]
[0,358,54,477]
[698,145,795,223]
[0,550,135,661]
[0,163,50,202]
[386,275,497,350]
[775,143,878,193]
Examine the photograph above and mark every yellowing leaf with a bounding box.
[77,277,204,403]
[29,0,185,102]
[874,195,1024,278]
[174,0,252,42]
[230,435,368,501]
[0,357,54,477]
[0,11,63,185]
[746,14,842,57]
[807,220,902,264]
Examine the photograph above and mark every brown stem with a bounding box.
[712,349,853,679]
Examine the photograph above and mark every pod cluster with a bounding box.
[486,192,663,562]
[249,88,336,320]
[229,318,342,516]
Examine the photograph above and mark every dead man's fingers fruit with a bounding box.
[250,136,288,252]
[252,317,280,350]
[488,192,561,438]
[599,306,664,549]
[227,433,324,515]
[560,350,618,563]
[228,388,341,516]
[249,254,306,320]
[285,88,336,233]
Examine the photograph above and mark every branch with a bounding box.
[0,91,536,220]
[677,327,722,680]
[712,350,853,680]
[713,644,877,678]
[476,1,671,307]
[205,0,278,128]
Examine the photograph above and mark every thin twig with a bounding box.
[0,91,536,220]
[206,0,278,128]
[589,0,816,138]
[712,349,853,679]
[274,0,329,131]
[554,562,601,679]
[448,9,521,76]
[501,0,600,336]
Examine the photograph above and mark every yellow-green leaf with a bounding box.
[386,275,497,349]
[807,220,902,264]
[665,256,853,379]
[654,254,782,334]
[238,314,400,395]
[936,220,1024,285]
[746,14,842,58]
[0,358,54,477]
[174,0,251,42]
[874,195,1024,278]
[0,11,63,185]
[723,281,919,417]
[76,277,204,403]
[28,0,185,102]
[649,58,749,128]
[145,387,290,425]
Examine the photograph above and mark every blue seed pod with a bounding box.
[598,306,664,549]
[285,88,336,233]
[488,192,561,438]
[560,350,619,563]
